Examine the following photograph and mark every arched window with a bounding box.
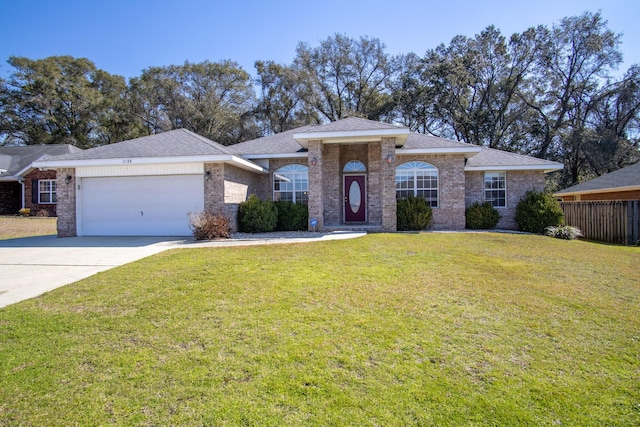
[395,161,438,207]
[343,160,366,173]
[273,164,309,204]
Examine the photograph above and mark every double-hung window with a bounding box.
[484,172,506,207]
[38,179,57,204]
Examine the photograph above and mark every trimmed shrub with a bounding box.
[397,196,433,231]
[188,211,231,240]
[544,225,583,240]
[515,191,564,234]
[465,202,501,229]
[238,194,277,233]
[275,201,308,231]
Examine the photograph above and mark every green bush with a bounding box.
[275,201,308,231]
[465,201,501,229]
[515,191,564,234]
[188,211,231,240]
[397,196,433,231]
[238,195,277,233]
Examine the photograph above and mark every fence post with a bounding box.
[628,200,639,245]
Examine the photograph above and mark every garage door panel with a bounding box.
[81,175,203,236]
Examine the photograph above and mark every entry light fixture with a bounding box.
[386,154,393,164]
[65,175,72,185]
[311,157,318,166]
[205,170,211,181]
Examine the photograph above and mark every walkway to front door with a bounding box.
[344,174,366,222]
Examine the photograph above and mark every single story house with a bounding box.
[33,118,562,237]
[555,161,640,201]
[0,145,82,216]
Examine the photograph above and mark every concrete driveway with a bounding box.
[0,235,184,308]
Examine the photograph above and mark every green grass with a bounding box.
[0,216,57,240]
[1,233,639,426]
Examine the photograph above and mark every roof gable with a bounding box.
[293,117,410,148]
[307,117,403,132]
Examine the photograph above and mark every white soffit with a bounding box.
[293,128,410,148]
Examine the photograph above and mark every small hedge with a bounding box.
[515,191,564,234]
[465,202,501,229]
[238,194,277,233]
[275,201,308,231]
[544,225,582,240]
[397,196,433,231]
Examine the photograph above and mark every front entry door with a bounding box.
[344,175,366,222]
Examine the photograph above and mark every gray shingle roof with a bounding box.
[25,120,563,174]
[400,133,480,151]
[465,147,563,170]
[555,161,640,194]
[232,125,316,155]
[47,129,236,161]
[0,145,81,178]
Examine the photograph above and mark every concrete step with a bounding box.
[322,224,383,232]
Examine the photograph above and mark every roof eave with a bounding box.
[33,155,267,174]
[465,164,564,173]
[397,147,482,158]
[242,153,308,160]
[554,185,640,197]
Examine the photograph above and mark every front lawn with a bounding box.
[1,233,638,425]
[0,216,57,240]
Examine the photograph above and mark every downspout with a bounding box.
[17,178,25,209]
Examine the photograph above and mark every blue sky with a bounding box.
[2,0,638,81]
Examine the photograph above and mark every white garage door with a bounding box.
[80,175,204,236]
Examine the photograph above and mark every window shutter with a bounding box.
[32,179,39,204]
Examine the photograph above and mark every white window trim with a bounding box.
[38,179,57,205]
[484,171,507,208]
[343,160,367,173]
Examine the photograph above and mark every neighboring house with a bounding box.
[555,161,640,201]
[0,145,82,216]
[34,118,562,237]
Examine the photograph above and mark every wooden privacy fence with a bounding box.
[560,200,640,245]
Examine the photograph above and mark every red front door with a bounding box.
[344,175,366,222]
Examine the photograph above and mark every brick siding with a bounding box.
[204,162,265,232]
[465,170,546,229]
[24,169,58,217]
[396,154,467,230]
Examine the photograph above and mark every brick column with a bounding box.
[204,162,225,213]
[367,142,382,226]
[308,140,324,230]
[56,167,77,237]
[381,138,397,231]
